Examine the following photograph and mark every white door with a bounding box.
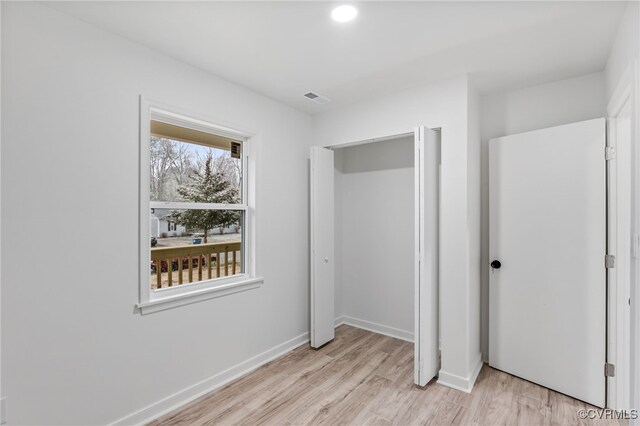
[489,118,606,407]
[414,127,440,386]
[310,146,335,348]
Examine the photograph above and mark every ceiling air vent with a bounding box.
[304,92,330,105]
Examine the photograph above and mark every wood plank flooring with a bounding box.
[150,325,624,425]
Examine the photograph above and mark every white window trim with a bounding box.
[137,96,262,314]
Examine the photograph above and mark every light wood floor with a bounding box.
[150,325,624,425]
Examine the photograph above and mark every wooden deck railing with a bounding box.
[151,241,242,289]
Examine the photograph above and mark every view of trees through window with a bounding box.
[150,136,241,205]
[149,134,244,290]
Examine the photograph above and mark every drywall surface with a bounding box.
[334,154,344,320]
[314,76,482,389]
[335,137,414,334]
[605,2,639,99]
[1,3,312,424]
[467,83,481,369]
[479,72,607,360]
[481,72,606,141]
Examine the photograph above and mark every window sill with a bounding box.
[136,276,264,314]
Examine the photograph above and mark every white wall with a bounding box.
[315,76,482,391]
[335,137,414,335]
[1,3,312,424]
[605,2,639,100]
[479,72,607,360]
[467,84,481,369]
[603,2,640,420]
[481,72,607,141]
[334,156,344,320]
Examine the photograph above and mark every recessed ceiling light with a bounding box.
[331,5,358,23]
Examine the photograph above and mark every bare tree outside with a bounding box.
[150,136,199,202]
[150,135,242,241]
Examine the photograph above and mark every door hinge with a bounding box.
[605,254,616,268]
[605,363,615,377]
[605,146,616,160]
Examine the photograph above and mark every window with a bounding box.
[138,100,261,313]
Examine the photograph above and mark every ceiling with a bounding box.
[48,1,628,114]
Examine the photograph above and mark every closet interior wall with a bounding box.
[334,136,415,339]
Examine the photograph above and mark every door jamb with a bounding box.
[606,62,636,411]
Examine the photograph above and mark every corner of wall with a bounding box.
[604,1,640,100]
[466,78,483,380]
[437,353,483,393]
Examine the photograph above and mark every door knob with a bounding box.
[324,257,329,263]
[490,260,501,269]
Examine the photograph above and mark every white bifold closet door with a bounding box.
[415,126,440,386]
[310,126,439,386]
[489,118,606,407]
[310,146,335,348]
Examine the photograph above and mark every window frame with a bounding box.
[137,97,262,314]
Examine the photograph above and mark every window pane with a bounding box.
[149,209,244,290]
[149,134,242,204]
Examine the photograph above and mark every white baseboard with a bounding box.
[109,331,310,426]
[336,315,413,343]
[437,355,483,393]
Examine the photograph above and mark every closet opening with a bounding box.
[310,127,441,386]
[333,135,415,343]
